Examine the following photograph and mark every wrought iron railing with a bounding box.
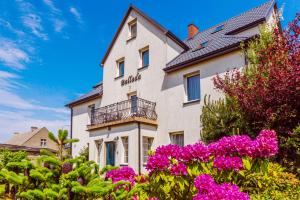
[90,97,157,126]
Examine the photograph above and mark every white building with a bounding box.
[67,0,279,174]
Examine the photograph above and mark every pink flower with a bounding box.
[193,174,250,200]
[106,166,137,184]
[213,156,244,171]
[170,162,187,176]
[145,154,170,172]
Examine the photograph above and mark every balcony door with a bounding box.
[105,142,115,166]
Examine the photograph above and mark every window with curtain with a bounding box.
[122,137,129,164]
[170,132,184,146]
[143,137,153,163]
[187,74,200,101]
[40,139,47,147]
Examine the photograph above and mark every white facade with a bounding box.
[69,3,278,173]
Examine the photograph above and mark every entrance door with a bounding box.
[106,142,115,166]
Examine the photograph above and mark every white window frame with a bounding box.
[121,137,129,164]
[128,19,137,40]
[139,46,149,69]
[40,139,47,147]
[170,132,184,147]
[184,71,200,103]
[142,136,154,164]
[116,58,125,78]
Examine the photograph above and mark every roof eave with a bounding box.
[66,93,102,108]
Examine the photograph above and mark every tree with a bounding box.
[48,129,79,161]
[200,95,250,143]
[213,14,300,135]
[213,14,300,173]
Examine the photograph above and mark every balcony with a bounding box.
[87,97,157,130]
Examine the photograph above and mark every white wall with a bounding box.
[72,98,101,157]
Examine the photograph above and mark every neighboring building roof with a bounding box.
[164,0,276,72]
[6,127,47,146]
[0,143,56,154]
[66,82,103,107]
[100,5,189,66]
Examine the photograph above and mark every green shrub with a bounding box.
[200,95,250,142]
[0,149,28,169]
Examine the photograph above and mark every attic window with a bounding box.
[212,25,224,34]
[128,19,137,40]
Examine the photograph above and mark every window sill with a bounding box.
[126,36,136,43]
[120,163,128,166]
[138,65,148,71]
[183,99,200,106]
[114,75,124,80]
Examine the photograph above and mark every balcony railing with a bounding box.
[90,97,157,126]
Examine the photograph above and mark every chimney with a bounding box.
[188,23,199,39]
[14,132,19,135]
[31,127,38,132]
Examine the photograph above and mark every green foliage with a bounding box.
[0,149,28,169]
[279,125,300,176]
[200,95,250,142]
[78,146,89,162]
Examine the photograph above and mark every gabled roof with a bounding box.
[100,5,189,66]
[164,0,276,72]
[66,82,103,107]
[6,127,48,146]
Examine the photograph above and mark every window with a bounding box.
[143,137,154,163]
[129,21,137,39]
[141,49,149,68]
[40,139,47,147]
[212,25,224,34]
[88,104,95,121]
[193,41,208,52]
[122,137,129,164]
[117,59,125,77]
[170,132,184,146]
[186,74,200,101]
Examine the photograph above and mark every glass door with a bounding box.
[130,95,137,115]
[106,142,115,166]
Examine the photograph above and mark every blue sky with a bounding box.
[0,0,299,142]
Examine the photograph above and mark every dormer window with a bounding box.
[212,24,224,34]
[193,41,208,52]
[128,19,137,40]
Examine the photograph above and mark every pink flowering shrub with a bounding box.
[104,130,282,199]
[106,166,137,184]
[193,174,250,200]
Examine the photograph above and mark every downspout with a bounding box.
[138,122,141,174]
[70,107,73,156]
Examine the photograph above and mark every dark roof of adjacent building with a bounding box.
[164,0,276,72]
[0,143,56,154]
[66,82,103,107]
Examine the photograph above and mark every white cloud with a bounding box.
[0,110,69,142]
[70,7,83,24]
[0,38,29,70]
[53,19,66,32]
[43,0,67,33]
[22,13,48,40]
[43,0,60,14]
[0,18,25,37]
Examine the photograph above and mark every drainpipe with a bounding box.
[138,122,141,174]
[70,108,73,156]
